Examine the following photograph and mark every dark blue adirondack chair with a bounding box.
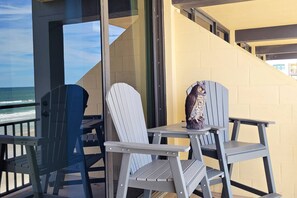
[0,85,93,198]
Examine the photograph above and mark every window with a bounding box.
[181,8,230,43]
[237,42,252,53]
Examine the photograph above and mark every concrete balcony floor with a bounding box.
[5,177,249,198]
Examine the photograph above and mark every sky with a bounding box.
[0,0,125,87]
[267,59,297,75]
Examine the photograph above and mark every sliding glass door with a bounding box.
[103,0,154,196]
[31,0,161,197]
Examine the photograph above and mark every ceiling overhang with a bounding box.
[256,44,297,55]
[172,0,252,9]
[235,24,297,59]
[235,24,297,43]
[192,0,297,60]
[266,53,297,60]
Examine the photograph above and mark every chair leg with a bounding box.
[75,137,93,198]
[214,133,233,198]
[25,145,43,198]
[116,153,132,198]
[168,157,188,198]
[227,164,234,177]
[222,164,233,196]
[95,126,106,164]
[258,124,276,193]
[41,174,50,193]
[79,160,93,198]
[53,170,65,195]
[263,155,276,193]
[143,189,152,198]
[200,173,212,198]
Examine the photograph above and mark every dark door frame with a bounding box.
[146,0,167,128]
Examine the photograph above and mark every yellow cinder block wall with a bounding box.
[77,19,147,117]
[164,1,297,197]
[77,3,147,180]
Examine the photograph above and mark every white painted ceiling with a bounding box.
[200,0,297,56]
[201,0,297,30]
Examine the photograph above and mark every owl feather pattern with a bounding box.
[185,81,206,129]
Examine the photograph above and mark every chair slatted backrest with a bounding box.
[41,85,88,171]
[106,83,152,174]
[186,81,229,145]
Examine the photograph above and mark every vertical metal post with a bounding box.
[212,22,217,35]
[152,0,166,127]
[100,0,113,197]
[190,8,195,21]
[0,144,6,188]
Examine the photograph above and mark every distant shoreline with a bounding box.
[0,87,35,123]
[0,86,34,89]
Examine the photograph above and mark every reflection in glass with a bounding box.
[0,0,34,194]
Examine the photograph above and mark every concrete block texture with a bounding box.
[164,6,297,197]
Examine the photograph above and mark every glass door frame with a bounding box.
[31,0,167,196]
[99,0,113,197]
[100,0,166,196]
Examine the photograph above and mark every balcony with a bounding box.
[1,0,297,197]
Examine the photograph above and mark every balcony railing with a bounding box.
[0,103,38,197]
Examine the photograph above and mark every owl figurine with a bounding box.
[185,81,206,129]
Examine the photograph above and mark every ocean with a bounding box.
[0,87,35,123]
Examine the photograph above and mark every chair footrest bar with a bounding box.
[209,178,222,186]
[260,193,281,198]
[193,168,223,194]
[62,166,105,174]
[49,176,105,187]
[231,180,266,196]
[206,167,224,180]
[62,178,105,185]
[88,167,105,171]
[193,189,203,197]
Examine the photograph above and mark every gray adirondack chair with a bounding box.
[0,85,93,198]
[105,83,212,198]
[187,81,280,197]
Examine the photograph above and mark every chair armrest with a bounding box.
[0,135,45,146]
[104,141,190,157]
[83,114,102,120]
[205,125,226,134]
[229,117,275,127]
